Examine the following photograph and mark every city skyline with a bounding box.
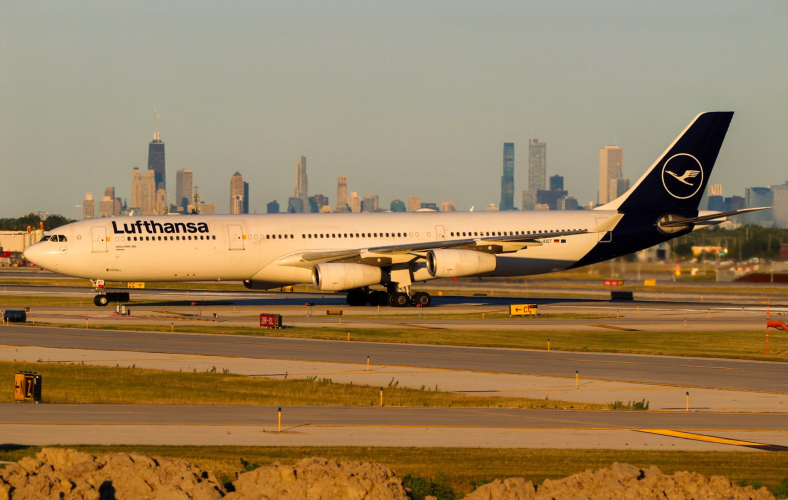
[3,2,785,217]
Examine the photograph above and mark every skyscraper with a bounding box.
[148,109,166,192]
[243,181,249,214]
[440,201,456,212]
[549,175,564,191]
[309,194,330,213]
[362,194,379,212]
[175,169,193,214]
[709,184,723,196]
[82,193,94,220]
[230,172,245,214]
[155,188,168,215]
[103,187,121,216]
[336,175,349,212]
[98,196,114,217]
[390,200,406,212]
[349,192,361,213]
[293,156,309,213]
[528,139,547,192]
[407,196,421,212]
[599,145,623,204]
[266,200,280,214]
[500,143,515,211]
[131,167,156,215]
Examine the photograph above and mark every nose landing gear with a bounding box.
[90,279,130,307]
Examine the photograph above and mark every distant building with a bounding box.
[528,139,547,192]
[440,201,456,212]
[709,184,723,196]
[287,197,304,214]
[175,169,193,214]
[534,203,550,210]
[230,172,246,214]
[148,109,166,191]
[549,175,564,191]
[724,195,745,213]
[105,187,121,216]
[390,199,406,212]
[521,190,537,211]
[131,167,157,215]
[82,193,95,220]
[155,188,168,215]
[771,183,788,228]
[420,202,439,211]
[500,143,515,211]
[609,178,631,200]
[708,195,725,212]
[98,196,114,217]
[266,200,280,214]
[599,145,623,204]
[560,196,579,211]
[349,192,361,213]
[292,156,309,213]
[484,203,498,211]
[407,196,421,212]
[309,194,330,213]
[197,202,216,215]
[243,181,249,215]
[743,187,774,225]
[336,176,349,212]
[536,190,568,210]
[362,194,379,212]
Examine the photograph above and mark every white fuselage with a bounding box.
[24,210,616,286]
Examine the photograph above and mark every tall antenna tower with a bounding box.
[191,185,201,214]
[153,108,161,142]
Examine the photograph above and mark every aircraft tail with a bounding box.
[598,112,734,214]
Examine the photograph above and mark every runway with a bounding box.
[1,324,787,393]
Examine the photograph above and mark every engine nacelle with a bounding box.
[311,263,383,291]
[427,249,497,278]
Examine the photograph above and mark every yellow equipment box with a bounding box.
[127,282,146,289]
[509,304,538,316]
[643,279,657,286]
[14,372,42,402]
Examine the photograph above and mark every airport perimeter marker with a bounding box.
[380,387,383,407]
[575,370,579,389]
[686,392,690,411]
[278,407,281,433]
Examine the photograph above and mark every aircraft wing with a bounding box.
[278,228,589,268]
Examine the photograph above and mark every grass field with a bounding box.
[34,322,788,362]
[1,445,786,497]
[1,361,607,409]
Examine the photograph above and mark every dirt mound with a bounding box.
[0,447,225,499]
[462,462,774,500]
[225,457,410,500]
[0,450,774,500]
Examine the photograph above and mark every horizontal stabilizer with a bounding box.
[659,207,770,227]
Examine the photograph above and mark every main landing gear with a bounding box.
[90,279,130,307]
[345,289,432,308]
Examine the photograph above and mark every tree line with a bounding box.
[670,225,787,261]
[0,214,74,232]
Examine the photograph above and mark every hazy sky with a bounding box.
[1,1,786,217]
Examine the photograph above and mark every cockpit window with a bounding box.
[58,235,67,242]
[40,235,51,242]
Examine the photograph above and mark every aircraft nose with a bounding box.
[23,243,46,267]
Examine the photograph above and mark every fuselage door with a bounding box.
[228,225,245,250]
[91,226,107,253]
[435,225,445,240]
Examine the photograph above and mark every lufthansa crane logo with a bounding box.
[661,153,703,199]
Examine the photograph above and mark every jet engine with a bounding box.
[311,263,383,291]
[426,249,496,278]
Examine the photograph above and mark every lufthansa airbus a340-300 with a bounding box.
[24,112,766,307]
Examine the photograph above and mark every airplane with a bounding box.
[24,111,767,307]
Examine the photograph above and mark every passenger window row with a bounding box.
[118,235,217,242]
[301,232,417,239]
[450,229,580,237]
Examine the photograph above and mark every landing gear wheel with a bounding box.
[94,295,109,307]
[369,291,388,306]
[389,292,410,308]
[411,292,432,307]
[346,290,368,307]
